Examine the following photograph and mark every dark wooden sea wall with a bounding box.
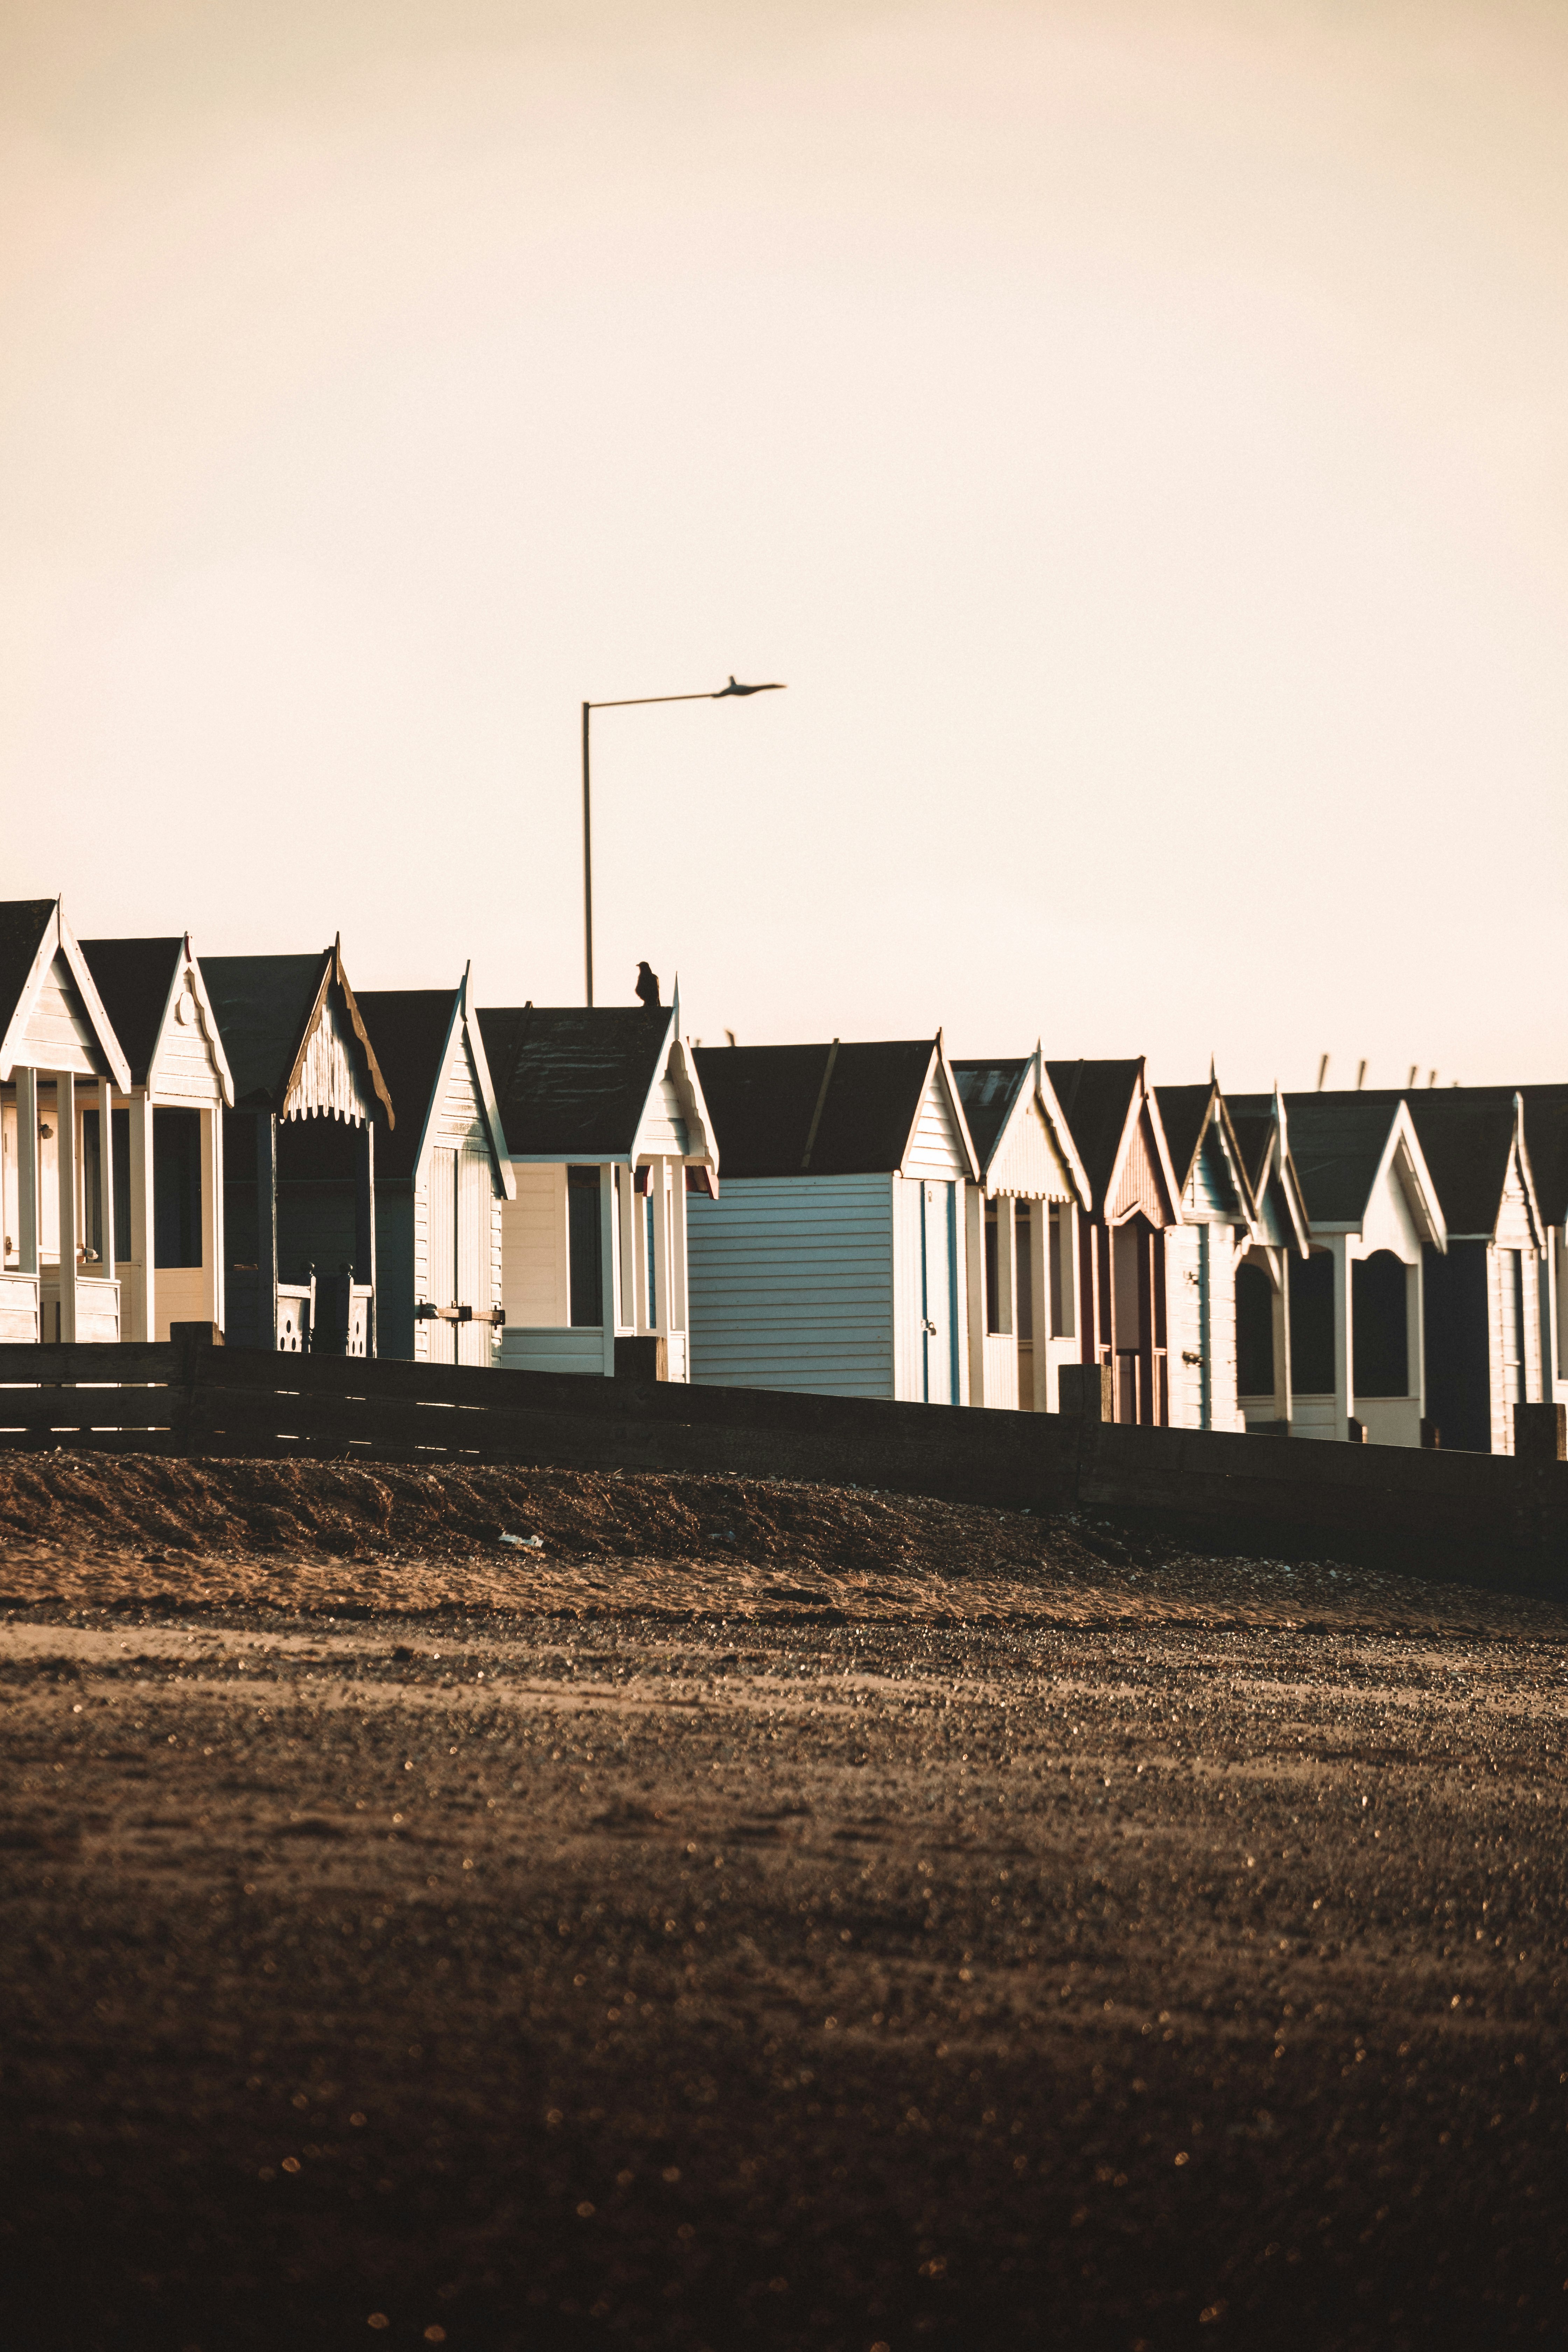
[0,1338,1563,1580]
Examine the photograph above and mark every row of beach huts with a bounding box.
[1,895,1563,1456]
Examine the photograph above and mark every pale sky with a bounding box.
[3,0,1566,1088]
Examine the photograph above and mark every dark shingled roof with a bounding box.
[0,899,55,1035]
[693,1040,938,1178]
[950,1059,1028,1175]
[1225,1093,1402,1226]
[1045,1059,1142,1211]
[1227,1110,1274,1199]
[1151,1084,1214,1195]
[1516,1085,1568,1226]
[79,938,183,1087]
[1342,1088,1525,1238]
[202,952,333,1111]
[478,1006,671,1159]
[356,991,462,1178]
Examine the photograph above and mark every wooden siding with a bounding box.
[148,975,223,1106]
[687,1172,895,1398]
[415,1024,504,1370]
[499,1326,606,1375]
[0,1271,39,1342]
[638,1069,689,1157]
[903,1066,969,1182]
[1167,1174,1244,1432]
[19,954,104,1079]
[1107,1106,1169,1225]
[285,991,377,1125]
[502,1166,569,1327]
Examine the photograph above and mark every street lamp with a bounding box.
[580,677,786,1007]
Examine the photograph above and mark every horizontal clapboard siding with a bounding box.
[687,1173,894,1397]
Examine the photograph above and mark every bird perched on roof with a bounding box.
[635,960,661,1009]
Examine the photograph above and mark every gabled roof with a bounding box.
[1152,1079,1261,1234]
[202,940,393,1124]
[1508,1085,1568,1228]
[1276,1092,1445,1245]
[79,934,235,1104]
[0,897,131,1090]
[478,1000,716,1167]
[692,1037,978,1181]
[1046,1056,1181,1225]
[951,1049,1089,1204]
[1349,1087,1544,1246]
[357,978,511,1190]
[1227,1088,1311,1257]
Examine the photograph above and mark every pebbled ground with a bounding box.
[0,1478,1566,2349]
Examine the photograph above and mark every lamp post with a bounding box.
[580,676,785,1006]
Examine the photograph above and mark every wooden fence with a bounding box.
[0,1337,1564,1577]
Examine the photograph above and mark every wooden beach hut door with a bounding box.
[921,1180,958,1404]
[456,1149,491,1367]
[428,1147,456,1365]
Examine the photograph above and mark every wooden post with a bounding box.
[208,1102,225,1338]
[1513,1401,1567,1462]
[1029,1200,1051,1411]
[964,1185,986,1405]
[256,1111,278,1352]
[618,1167,636,1338]
[15,1067,38,1276]
[55,1073,77,1343]
[1332,1237,1353,1443]
[130,1093,153,1341]
[1059,1361,1112,1421]
[1271,1248,1292,1429]
[355,1116,377,1357]
[651,1158,671,1337]
[599,1163,618,1377]
[669,1159,688,1343]
[96,1077,114,1281]
[1406,1253,1424,1428]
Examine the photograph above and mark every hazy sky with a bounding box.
[4,0,1566,1086]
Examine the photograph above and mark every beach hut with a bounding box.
[356,976,513,1367]
[685,1035,979,1401]
[1513,1086,1568,1416]
[1045,1059,1183,1424]
[1253,1093,1446,1446]
[950,1049,1090,1411]
[78,934,236,1342]
[1151,1077,1267,1432]
[0,898,131,1343]
[1350,1088,1547,1454]
[204,941,394,1354]
[1225,1088,1312,1432]
[476,994,716,1380]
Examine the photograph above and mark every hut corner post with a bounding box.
[55,1072,77,1343]
[15,1068,38,1276]
[356,1118,377,1357]
[256,1112,279,1352]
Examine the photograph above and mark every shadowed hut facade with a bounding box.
[80,934,235,1343]
[1226,1089,1312,1433]
[477,997,716,1381]
[687,1036,978,1401]
[1151,1077,1265,1433]
[1046,1058,1183,1425]
[205,942,393,1355]
[0,898,131,1344]
[950,1049,1089,1412]
[357,978,513,1367]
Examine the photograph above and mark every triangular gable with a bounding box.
[629,995,720,1170]
[984,1048,1089,1204]
[412,981,515,1197]
[280,940,394,1127]
[0,899,131,1090]
[897,1035,981,1183]
[1104,1068,1181,1227]
[1371,1102,1446,1251]
[147,941,236,1108]
[1498,1100,1545,1252]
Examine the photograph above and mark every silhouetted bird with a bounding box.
[636,961,661,1009]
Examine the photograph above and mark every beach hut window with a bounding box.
[1289,1250,1335,1394]
[1352,1250,1408,1397]
[1236,1261,1274,1395]
[567,1165,603,1327]
[154,1108,203,1269]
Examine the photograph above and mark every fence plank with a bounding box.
[0,1342,180,1384]
[0,1390,182,1435]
